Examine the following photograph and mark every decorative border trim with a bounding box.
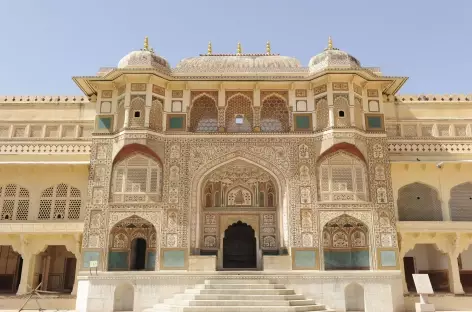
[291,247,319,270]
[377,247,400,270]
[160,248,188,270]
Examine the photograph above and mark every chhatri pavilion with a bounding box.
[0,37,471,312]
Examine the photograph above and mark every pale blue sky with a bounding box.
[0,1,469,95]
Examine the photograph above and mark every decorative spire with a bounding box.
[237,42,242,55]
[142,36,154,53]
[327,36,333,50]
[207,41,212,55]
[266,41,271,54]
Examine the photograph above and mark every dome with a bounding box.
[117,37,171,73]
[174,54,303,73]
[308,38,361,74]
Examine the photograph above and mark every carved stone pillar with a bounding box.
[253,106,261,132]
[16,251,34,294]
[448,252,465,294]
[41,255,51,291]
[217,107,225,132]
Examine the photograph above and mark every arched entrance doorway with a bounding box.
[130,238,147,270]
[223,221,257,269]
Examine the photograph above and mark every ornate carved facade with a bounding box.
[0,38,471,311]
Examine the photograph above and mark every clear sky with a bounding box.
[0,0,469,95]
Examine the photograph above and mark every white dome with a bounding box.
[308,48,361,74]
[118,50,171,73]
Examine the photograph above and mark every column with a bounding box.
[253,87,261,131]
[307,88,316,131]
[123,83,131,128]
[448,252,465,294]
[16,252,34,294]
[348,83,356,127]
[399,251,409,294]
[327,82,334,127]
[41,255,51,291]
[144,83,153,127]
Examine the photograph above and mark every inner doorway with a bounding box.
[130,238,146,270]
[223,221,257,269]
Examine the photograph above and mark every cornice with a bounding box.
[0,222,84,233]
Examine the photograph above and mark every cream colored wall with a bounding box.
[384,100,472,120]
[0,164,89,221]
[391,162,472,220]
[0,102,95,121]
[461,245,472,270]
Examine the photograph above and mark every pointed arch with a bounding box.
[317,148,368,202]
[108,215,156,271]
[398,182,442,221]
[149,97,163,132]
[189,93,218,132]
[315,97,328,130]
[450,181,472,221]
[0,184,29,221]
[260,94,290,132]
[225,92,253,132]
[323,214,370,270]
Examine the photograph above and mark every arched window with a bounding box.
[398,182,442,221]
[111,153,162,203]
[128,96,145,128]
[38,184,82,220]
[189,94,218,132]
[0,184,29,221]
[225,93,253,133]
[260,94,289,132]
[450,182,472,221]
[315,97,328,130]
[318,152,368,201]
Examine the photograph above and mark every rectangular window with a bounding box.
[167,114,186,131]
[96,115,114,133]
[294,114,312,131]
[365,113,384,131]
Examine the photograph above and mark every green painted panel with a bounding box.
[108,251,128,270]
[324,250,369,270]
[147,251,156,270]
[295,116,310,129]
[169,117,184,129]
[367,116,382,129]
[294,250,316,268]
[97,117,112,129]
[163,250,185,268]
[380,250,397,267]
[83,251,100,268]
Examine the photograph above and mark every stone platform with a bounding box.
[76,270,404,312]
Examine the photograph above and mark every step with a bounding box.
[168,299,318,307]
[195,283,286,289]
[185,288,296,295]
[173,294,306,300]
[204,279,272,284]
[170,305,328,312]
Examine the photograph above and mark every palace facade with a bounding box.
[0,38,471,312]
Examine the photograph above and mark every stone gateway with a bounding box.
[0,37,470,311]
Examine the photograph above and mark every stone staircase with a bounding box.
[148,279,332,312]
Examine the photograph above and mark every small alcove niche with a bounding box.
[134,111,141,118]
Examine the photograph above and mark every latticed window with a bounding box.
[315,97,329,130]
[450,182,472,221]
[260,95,289,132]
[0,184,29,221]
[111,153,162,203]
[189,95,218,132]
[397,182,442,221]
[319,152,368,201]
[38,183,82,220]
[225,94,253,133]
[149,97,163,131]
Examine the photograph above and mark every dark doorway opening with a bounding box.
[130,238,147,270]
[404,256,416,292]
[223,221,257,269]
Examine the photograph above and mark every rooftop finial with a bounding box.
[144,36,149,51]
[237,42,242,55]
[266,41,271,54]
[327,36,333,50]
[207,41,212,55]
